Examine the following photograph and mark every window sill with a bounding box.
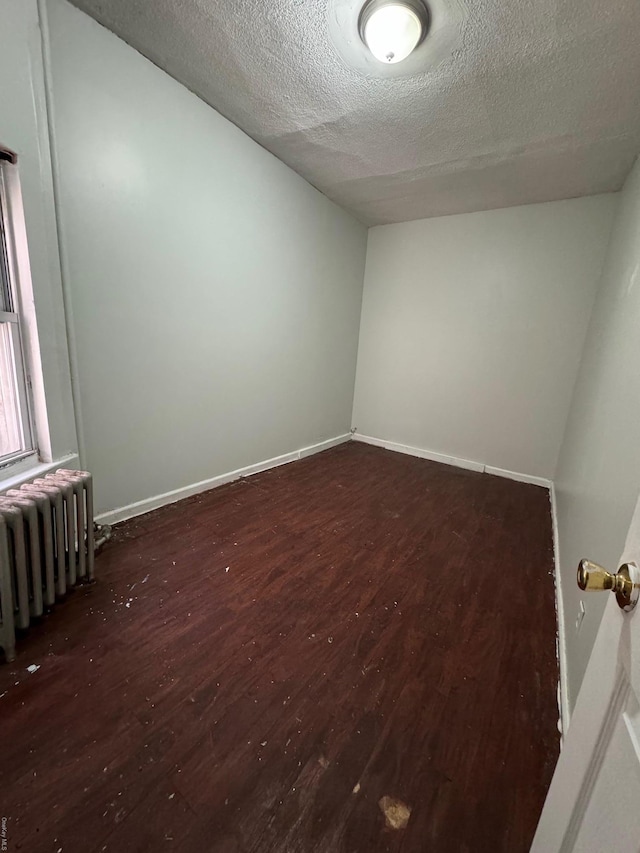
[0,452,79,493]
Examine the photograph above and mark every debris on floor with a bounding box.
[378,796,411,830]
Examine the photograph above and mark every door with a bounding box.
[531,491,640,852]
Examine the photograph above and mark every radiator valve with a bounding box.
[93,522,112,552]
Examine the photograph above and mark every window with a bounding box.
[0,158,34,466]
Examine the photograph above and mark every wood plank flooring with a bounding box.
[0,442,559,852]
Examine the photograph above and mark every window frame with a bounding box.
[0,159,37,469]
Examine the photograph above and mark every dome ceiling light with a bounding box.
[358,0,430,65]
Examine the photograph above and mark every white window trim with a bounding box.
[0,157,52,471]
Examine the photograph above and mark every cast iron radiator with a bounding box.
[0,469,94,663]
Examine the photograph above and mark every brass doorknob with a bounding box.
[577,559,640,612]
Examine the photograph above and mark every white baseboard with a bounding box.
[95,434,351,526]
[550,482,570,743]
[483,464,553,489]
[352,433,484,472]
[353,433,552,487]
[298,434,350,459]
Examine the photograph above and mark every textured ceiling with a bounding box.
[67,0,640,225]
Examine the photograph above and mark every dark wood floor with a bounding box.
[0,442,559,853]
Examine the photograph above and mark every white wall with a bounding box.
[555,158,640,713]
[0,0,77,463]
[43,0,367,516]
[352,196,616,480]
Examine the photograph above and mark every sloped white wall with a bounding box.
[555,158,640,713]
[43,0,367,516]
[352,196,616,480]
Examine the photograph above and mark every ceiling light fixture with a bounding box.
[359,0,430,65]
